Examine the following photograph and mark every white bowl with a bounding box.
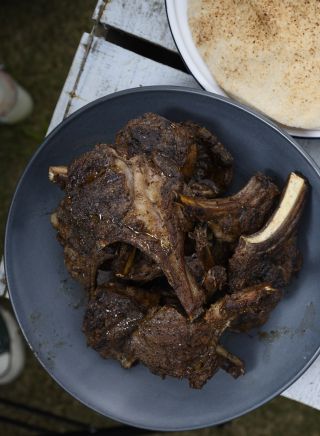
[166,0,320,138]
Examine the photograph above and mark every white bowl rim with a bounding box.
[165,0,320,139]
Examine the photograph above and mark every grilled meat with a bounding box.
[132,283,279,388]
[203,265,227,297]
[229,173,308,290]
[52,144,205,319]
[228,283,282,332]
[188,224,215,270]
[181,120,234,197]
[50,114,308,389]
[83,282,159,368]
[180,173,280,242]
[132,305,224,388]
[83,280,279,388]
[115,113,233,197]
[186,224,227,298]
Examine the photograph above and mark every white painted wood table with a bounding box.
[6,0,320,414]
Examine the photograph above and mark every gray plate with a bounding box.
[5,87,320,431]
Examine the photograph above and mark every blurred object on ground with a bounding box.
[0,258,5,297]
[0,305,25,384]
[0,70,33,124]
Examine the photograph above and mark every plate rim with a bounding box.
[165,0,320,139]
[5,85,320,431]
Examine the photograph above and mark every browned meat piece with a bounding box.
[50,147,125,288]
[185,255,205,283]
[188,224,215,270]
[204,283,281,326]
[83,282,159,368]
[180,173,280,242]
[181,121,234,197]
[203,265,227,297]
[115,113,195,170]
[132,305,229,389]
[185,257,227,300]
[132,284,280,388]
[186,251,227,295]
[83,282,279,387]
[111,244,162,282]
[230,302,279,332]
[188,223,235,268]
[51,205,117,286]
[211,239,236,267]
[186,225,227,297]
[229,173,308,291]
[226,283,282,332]
[52,144,205,319]
[115,113,233,197]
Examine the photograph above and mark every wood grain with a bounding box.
[99,0,178,52]
[283,359,320,410]
[48,33,198,131]
[48,33,92,134]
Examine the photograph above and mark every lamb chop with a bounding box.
[180,173,280,242]
[83,282,160,368]
[229,172,308,291]
[132,283,281,388]
[50,144,206,319]
[115,113,234,198]
[83,279,280,388]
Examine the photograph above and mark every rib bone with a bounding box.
[244,172,307,247]
[180,173,279,241]
[229,172,308,290]
[49,166,68,188]
[205,283,281,328]
[216,345,245,378]
[50,212,59,229]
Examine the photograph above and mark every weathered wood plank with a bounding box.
[92,0,106,21]
[47,33,92,134]
[65,36,199,116]
[48,34,198,131]
[283,359,320,410]
[97,0,178,53]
